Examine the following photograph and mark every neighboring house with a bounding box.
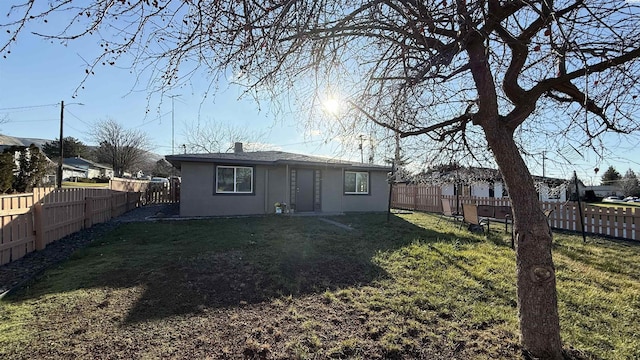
[414,167,507,198]
[165,143,392,217]
[413,166,568,202]
[533,175,568,202]
[62,163,89,180]
[63,156,114,179]
[581,185,622,198]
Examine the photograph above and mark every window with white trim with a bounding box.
[216,166,253,193]
[344,171,369,194]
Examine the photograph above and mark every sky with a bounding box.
[0,26,338,160]
[1,4,639,186]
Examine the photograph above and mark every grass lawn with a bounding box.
[1,212,638,359]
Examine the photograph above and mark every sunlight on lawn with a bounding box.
[1,212,638,359]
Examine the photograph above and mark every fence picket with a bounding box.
[0,187,143,266]
[392,183,639,242]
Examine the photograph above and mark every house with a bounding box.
[165,143,392,217]
[412,166,568,202]
[63,156,114,179]
[580,185,622,198]
[62,163,88,180]
[413,167,507,198]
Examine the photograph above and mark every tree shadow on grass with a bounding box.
[6,213,484,325]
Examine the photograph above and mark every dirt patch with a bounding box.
[11,289,527,360]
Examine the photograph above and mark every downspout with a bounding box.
[265,168,269,214]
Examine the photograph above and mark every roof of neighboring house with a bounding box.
[412,166,567,185]
[62,163,87,172]
[166,151,392,171]
[63,156,112,170]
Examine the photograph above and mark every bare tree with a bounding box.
[3,1,640,358]
[91,118,151,177]
[182,120,271,153]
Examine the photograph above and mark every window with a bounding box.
[344,171,369,194]
[216,166,253,193]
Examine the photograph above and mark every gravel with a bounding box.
[0,203,179,298]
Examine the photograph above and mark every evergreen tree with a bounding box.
[152,159,174,178]
[0,152,14,193]
[600,166,622,186]
[42,137,88,160]
[13,145,49,193]
[620,169,640,197]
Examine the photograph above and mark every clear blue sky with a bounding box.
[0,27,340,159]
[1,5,639,185]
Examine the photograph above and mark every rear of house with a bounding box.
[165,144,391,217]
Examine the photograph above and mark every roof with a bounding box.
[63,163,87,172]
[166,151,391,171]
[412,166,567,185]
[63,156,112,170]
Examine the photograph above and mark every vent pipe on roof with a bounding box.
[234,142,243,153]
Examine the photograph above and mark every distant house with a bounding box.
[165,143,392,217]
[533,175,568,202]
[63,156,114,179]
[413,167,568,202]
[62,163,87,180]
[413,167,507,198]
[580,185,622,198]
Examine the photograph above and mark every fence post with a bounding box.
[33,202,46,251]
[84,197,93,229]
[110,192,116,219]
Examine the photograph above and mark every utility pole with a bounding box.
[56,101,83,188]
[57,101,64,188]
[542,151,546,179]
[358,134,364,163]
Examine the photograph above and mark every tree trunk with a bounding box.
[484,125,563,359]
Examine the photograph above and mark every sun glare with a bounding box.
[322,96,342,116]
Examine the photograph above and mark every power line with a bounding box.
[5,118,58,123]
[274,139,325,147]
[0,103,58,111]
[65,109,92,127]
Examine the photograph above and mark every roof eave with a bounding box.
[166,155,391,171]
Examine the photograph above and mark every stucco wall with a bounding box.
[180,162,390,216]
[180,162,276,216]
[266,166,288,213]
[320,168,389,213]
[341,170,390,212]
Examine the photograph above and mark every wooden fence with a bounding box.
[392,183,443,212]
[0,187,141,266]
[110,177,179,204]
[392,183,640,242]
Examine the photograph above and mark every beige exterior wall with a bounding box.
[180,162,389,216]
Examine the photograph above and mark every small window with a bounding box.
[216,166,253,193]
[344,171,369,194]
